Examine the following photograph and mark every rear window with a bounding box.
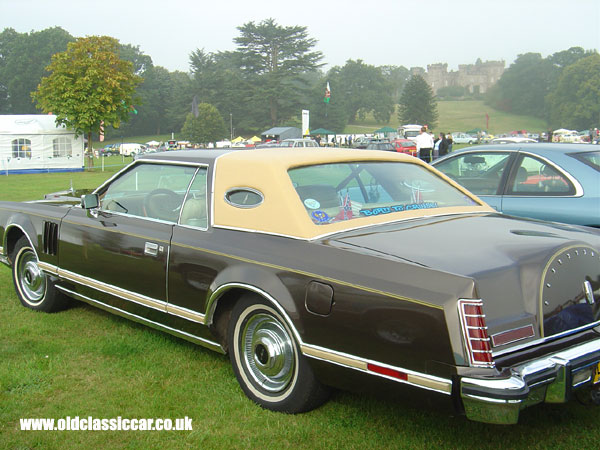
[572,151,600,172]
[288,161,478,225]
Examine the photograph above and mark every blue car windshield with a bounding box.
[288,161,478,225]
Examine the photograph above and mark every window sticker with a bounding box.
[304,198,321,209]
[311,210,330,223]
[360,202,438,216]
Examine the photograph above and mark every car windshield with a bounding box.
[288,161,477,225]
[572,151,600,172]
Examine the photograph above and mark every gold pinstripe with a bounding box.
[61,219,171,244]
[174,242,443,310]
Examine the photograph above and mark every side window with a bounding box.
[434,153,512,195]
[508,156,574,195]
[180,168,208,228]
[99,163,196,222]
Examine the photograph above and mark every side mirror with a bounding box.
[81,194,99,210]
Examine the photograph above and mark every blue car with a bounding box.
[432,143,600,227]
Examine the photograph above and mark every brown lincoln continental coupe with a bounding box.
[1,148,599,424]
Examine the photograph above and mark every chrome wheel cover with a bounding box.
[240,312,295,393]
[17,250,46,304]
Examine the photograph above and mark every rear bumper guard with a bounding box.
[460,338,600,424]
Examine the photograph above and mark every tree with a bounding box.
[164,70,194,134]
[398,75,438,128]
[327,60,395,125]
[484,52,554,118]
[180,103,226,145]
[546,53,600,129]
[0,27,73,113]
[32,36,142,152]
[233,18,323,126]
[380,65,410,104]
[189,49,251,133]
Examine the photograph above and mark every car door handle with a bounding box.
[144,242,160,256]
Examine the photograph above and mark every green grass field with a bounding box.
[2,109,599,448]
[342,100,548,136]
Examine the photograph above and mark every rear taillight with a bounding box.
[458,299,495,368]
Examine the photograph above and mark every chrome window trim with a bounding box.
[507,150,584,198]
[176,166,209,231]
[92,159,207,195]
[91,162,209,226]
[439,148,584,199]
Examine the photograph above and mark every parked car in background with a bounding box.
[451,132,477,145]
[398,124,422,142]
[432,143,600,227]
[490,137,537,144]
[352,137,374,149]
[365,142,396,151]
[119,143,147,156]
[2,148,600,425]
[278,138,319,148]
[98,145,120,156]
[392,139,417,156]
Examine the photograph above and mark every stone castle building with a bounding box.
[411,59,505,95]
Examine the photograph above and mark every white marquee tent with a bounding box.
[0,115,84,174]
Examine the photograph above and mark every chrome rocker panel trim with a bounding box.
[56,285,224,353]
[461,337,600,424]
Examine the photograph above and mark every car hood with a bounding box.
[326,213,600,351]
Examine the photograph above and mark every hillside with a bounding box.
[344,100,548,135]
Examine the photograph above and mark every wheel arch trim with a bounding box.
[206,282,453,395]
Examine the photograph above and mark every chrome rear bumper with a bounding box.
[460,338,600,424]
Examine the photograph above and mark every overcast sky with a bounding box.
[1,0,599,73]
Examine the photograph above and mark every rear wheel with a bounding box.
[11,236,69,312]
[227,294,329,413]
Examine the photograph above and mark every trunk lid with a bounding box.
[326,213,600,353]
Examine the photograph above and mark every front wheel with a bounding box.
[11,236,69,312]
[228,295,329,413]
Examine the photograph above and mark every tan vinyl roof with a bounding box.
[212,148,494,240]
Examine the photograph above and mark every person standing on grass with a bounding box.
[415,126,434,163]
[437,132,449,159]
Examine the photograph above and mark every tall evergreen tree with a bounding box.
[398,75,438,128]
[233,18,323,127]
